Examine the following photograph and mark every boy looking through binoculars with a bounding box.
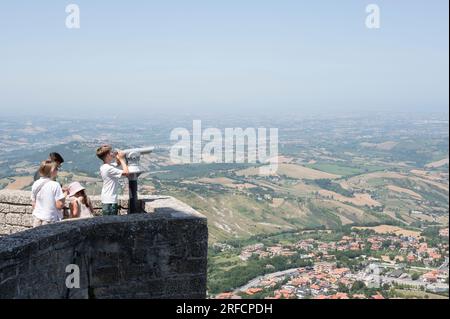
[96,145,129,216]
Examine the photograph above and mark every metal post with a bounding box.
[128,178,139,214]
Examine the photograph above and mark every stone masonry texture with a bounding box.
[0,190,208,299]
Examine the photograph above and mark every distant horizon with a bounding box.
[1,108,449,130]
[0,107,449,120]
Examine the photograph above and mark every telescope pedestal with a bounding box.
[122,146,154,214]
[128,179,139,214]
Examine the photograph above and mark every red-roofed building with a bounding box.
[333,268,350,275]
[418,243,428,254]
[423,271,439,283]
[429,251,442,260]
[310,284,320,290]
[331,292,349,299]
[290,277,309,286]
[245,288,263,295]
[274,289,294,299]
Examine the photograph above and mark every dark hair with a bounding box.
[49,152,64,164]
[75,190,91,209]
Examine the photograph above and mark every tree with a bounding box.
[411,273,420,281]
[351,281,366,292]
[338,283,349,293]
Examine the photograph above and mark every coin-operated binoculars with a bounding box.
[120,147,154,214]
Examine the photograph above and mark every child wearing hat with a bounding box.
[67,182,94,219]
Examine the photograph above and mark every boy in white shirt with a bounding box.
[31,160,68,227]
[96,145,129,215]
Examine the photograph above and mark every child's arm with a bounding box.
[54,185,67,210]
[70,200,79,218]
[117,152,129,176]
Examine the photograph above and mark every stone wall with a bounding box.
[0,190,208,299]
[0,190,33,235]
[0,190,136,236]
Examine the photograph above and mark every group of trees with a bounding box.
[337,280,390,298]
[334,251,367,271]
[208,253,313,295]
[313,179,354,197]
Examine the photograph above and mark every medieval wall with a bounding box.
[0,190,208,299]
[0,190,135,236]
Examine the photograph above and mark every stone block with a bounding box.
[91,266,120,287]
[0,203,10,214]
[10,205,31,214]
[0,190,31,205]
[21,214,34,227]
[5,213,22,226]
[169,257,207,275]
[6,226,28,234]
[0,278,18,299]
[0,264,18,283]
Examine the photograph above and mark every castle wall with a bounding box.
[0,190,208,299]
[0,190,133,236]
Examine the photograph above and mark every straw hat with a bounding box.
[67,182,86,197]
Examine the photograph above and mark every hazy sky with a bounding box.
[0,0,448,117]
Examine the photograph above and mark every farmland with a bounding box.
[0,113,448,244]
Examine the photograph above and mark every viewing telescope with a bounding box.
[117,146,154,214]
[120,146,154,178]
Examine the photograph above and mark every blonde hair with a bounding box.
[38,160,58,178]
[96,145,112,161]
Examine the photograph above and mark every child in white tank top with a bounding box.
[67,182,94,219]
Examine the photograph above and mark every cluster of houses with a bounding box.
[238,231,448,268]
[215,262,387,299]
[214,229,449,299]
[422,269,448,284]
[274,262,356,299]
[239,243,297,261]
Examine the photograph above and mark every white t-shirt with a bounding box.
[100,163,124,204]
[31,178,66,222]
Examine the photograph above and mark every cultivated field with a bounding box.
[354,225,421,238]
[387,185,423,200]
[198,177,257,190]
[4,176,34,190]
[236,164,341,180]
[318,190,382,207]
[425,158,449,168]
[347,171,408,185]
